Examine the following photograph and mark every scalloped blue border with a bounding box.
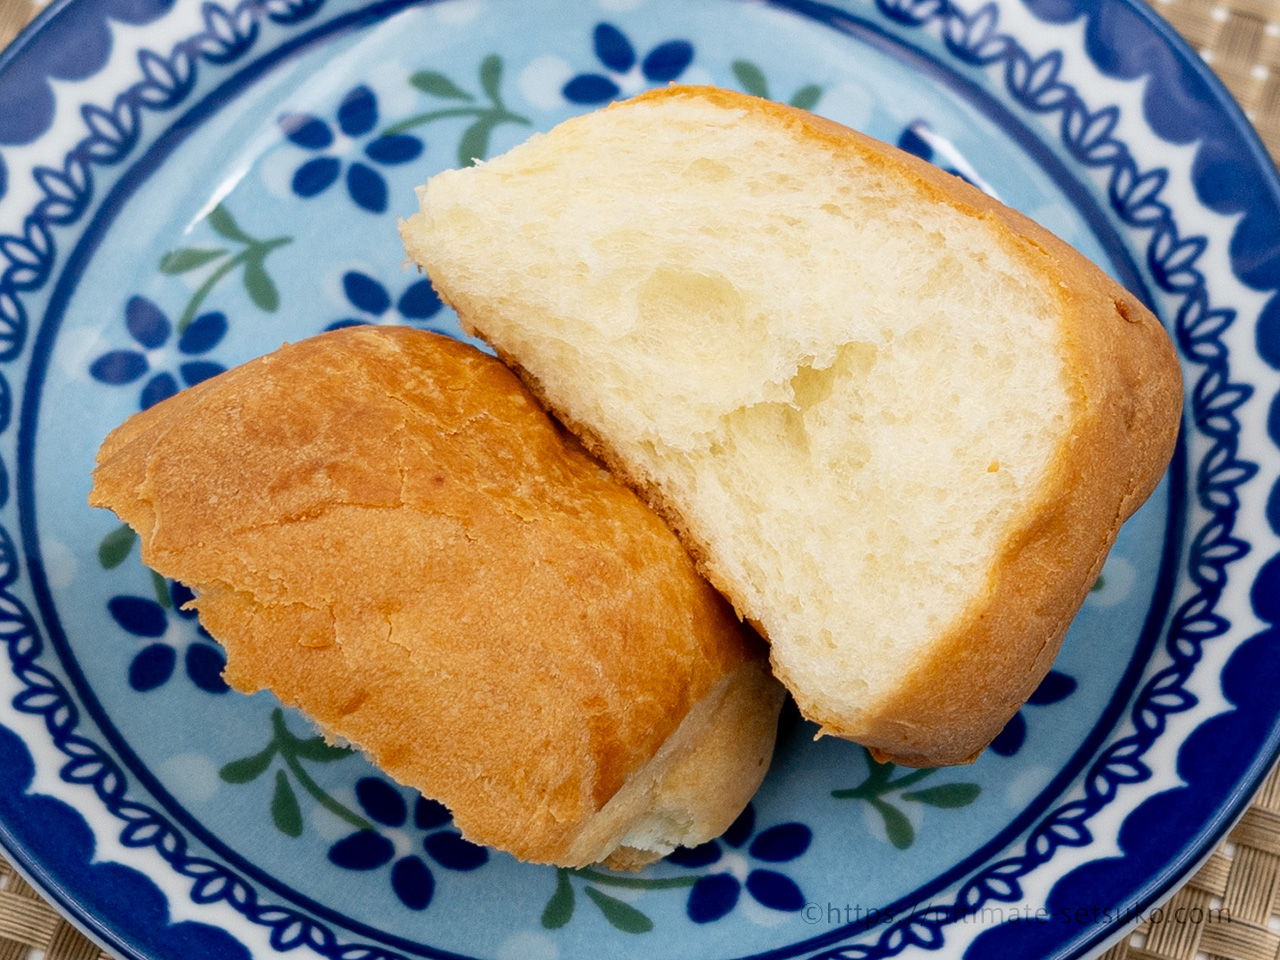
[0,0,1275,957]
[0,0,173,148]
[17,6,1187,959]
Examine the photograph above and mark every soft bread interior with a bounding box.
[403,92,1073,734]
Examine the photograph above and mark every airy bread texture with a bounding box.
[89,326,784,866]
[401,86,1184,766]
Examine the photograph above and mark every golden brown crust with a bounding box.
[89,325,782,863]
[847,231,1180,766]
[727,90,1182,765]
[423,86,1183,767]
[653,88,1181,765]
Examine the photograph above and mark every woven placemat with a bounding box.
[1150,0,1280,164]
[1098,762,1280,960]
[0,0,31,52]
[0,856,111,960]
[0,0,1277,957]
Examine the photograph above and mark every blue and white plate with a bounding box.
[1,0,1278,957]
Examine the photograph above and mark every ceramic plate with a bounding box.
[1,0,1278,957]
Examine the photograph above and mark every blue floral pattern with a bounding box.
[327,777,488,910]
[280,85,423,213]
[666,803,809,923]
[325,270,442,331]
[88,296,226,409]
[108,580,228,693]
[990,670,1078,757]
[563,23,693,104]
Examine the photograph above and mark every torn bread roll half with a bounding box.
[400,86,1184,767]
[89,326,785,867]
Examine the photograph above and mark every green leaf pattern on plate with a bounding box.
[219,708,369,836]
[158,203,291,332]
[271,769,304,837]
[832,750,982,849]
[386,55,532,167]
[97,523,136,569]
[540,866,697,934]
[731,58,824,109]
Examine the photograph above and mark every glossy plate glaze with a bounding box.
[0,0,1277,958]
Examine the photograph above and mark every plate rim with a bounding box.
[0,0,1276,957]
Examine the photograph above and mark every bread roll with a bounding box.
[400,86,1183,766]
[89,326,784,866]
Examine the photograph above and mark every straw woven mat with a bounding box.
[0,0,1278,955]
